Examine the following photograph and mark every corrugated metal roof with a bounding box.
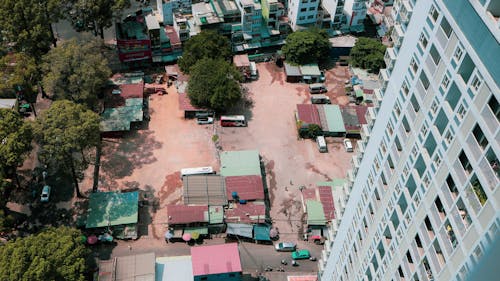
[167,205,208,224]
[184,226,208,235]
[99,253,155,281]
[322,104,346,133]
[284,62,301,76]
[191,243,242,276]
[297,104,321,126]
[225,175,265,201]
[306,200,326,226]
[156,256,193,281]
[225,203,266,224]
[253,224,271,241]
[318,186,335,221]
[209,205,224,224]
[287,276,318,281]
[299,63,321,76]
[233,54,250,67]
[340,106,360,133]
[226,223,253,238]
[220,150,261,177]
[317,179,346,188]
[183,175,227,205]
[86,192,139,228]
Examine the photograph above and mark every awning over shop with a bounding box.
[184,227,208,235]
[226,223,253,238]
[253,224,271,241]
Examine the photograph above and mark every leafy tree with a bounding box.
[0,175,14,232]
[187,58,242,112]
[0,109,33,186]
[33,100,100,198]
[41,39,111,110]
[349,37,387,73]
[299,124,322,139]
[0,0,63,58]
[66,0,131,38]
[0,226,90,281]
[178,30,232,73]
[0,53,39,101]
[282,28,331,65]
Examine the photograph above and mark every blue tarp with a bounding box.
[253,224,271,241]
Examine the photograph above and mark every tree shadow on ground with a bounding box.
[225,86,255,121]
[92,242,116,261]
[99,130,162,188]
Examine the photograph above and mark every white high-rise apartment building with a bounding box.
[320,0,499,281]
[288,0,320,30]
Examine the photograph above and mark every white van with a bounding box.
[311,94,331,104]
[249,61,258,79]
[343,139,353,152]
[316,136,327,153]
[309,83,327,94]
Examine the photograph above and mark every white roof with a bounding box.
[0,99,17,109]
[145,14,160,30]
[156,256,193,281]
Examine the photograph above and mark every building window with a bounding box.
[387,122,394,136]
[454,45,464,62]
[444,130,454,144]
[298,16,305,20]
[457,104,466,119]
[301,0,308,3]
[421,123,428,136]
[301,8,307,12]
[433,154,442,167]
[307,15,315,19]
[394,102,401,117]
[429,5,439,22]
[488,95,500,122]
[402,81,410,96]
[410,58,418,74]
[431,100,439,114]
[410,95,420,112]
[419,33,428,49]
[441,74,450,89]
[308,7,315,11]
[430,45,441,65]
[459,150,473,174]
[440,17,453,38]
[420,72,430,90]
[470,74,482,92]
[472,124,488,149]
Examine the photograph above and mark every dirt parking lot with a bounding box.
[95,62,353,266]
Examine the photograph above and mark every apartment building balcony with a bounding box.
[378,68,390,91]
[372,88,383,110]
[400,0,413,25]
[356,140,365,159]
[384,47,397,70]
[365,106,377,129]
[391,24,404,48]
[361,124,371,143]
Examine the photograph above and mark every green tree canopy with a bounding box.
[66,0,131,38]
[349,37,387,73]
[0,226,90,281]
[282,28,331,65]
[178,30,232,73]
[0,0,63,58]
[33,100,100,197]
[187,58,242,112]
[0,109,33,176]
[0,52,39,100]
[41,39,111,110]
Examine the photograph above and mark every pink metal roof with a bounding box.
[167,205,208,224]
[119,83,144,99]
[297,104,321,126]
[178,93,202,111]
[318,186,335,221]
[224,203,266,224]
[287,276,318,281]
[302,188,317,201]
[191,243,242,276]
[225,175,265,201]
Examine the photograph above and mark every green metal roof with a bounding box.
[100,98,143,132]
[220,150,261,177]
[299,64,321,76]
[323,105,346,133]
[306,200,326,226]
[183,227,208,235]
[317,179,346,188]
[86,191,139,228]
[253,224,271,241]
[355,89,364,98]
[209,205,224,224]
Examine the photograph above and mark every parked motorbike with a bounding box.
[292,260,299,267]
[309,256,317,261]
[281,259,288,265]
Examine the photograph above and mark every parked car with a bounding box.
[275,242,297,252]
[343,139,353,152]
[40,185,51,202]
[292,249,311,260]
[197,117,214,125]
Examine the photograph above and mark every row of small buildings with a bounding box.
[166,149,274,242]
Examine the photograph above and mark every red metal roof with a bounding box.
[356,105,369,125]
[167,205,208,224]
[191,243,242,276]
[225,175,265,201]
[106,82,144,108]
[178,93,202,111]
[287,276,318,281]
[225,203,266,224]
[318,186,335,221]
[297,104,321,126]
[164,25,181,47]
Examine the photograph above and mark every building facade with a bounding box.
[288,0,320,30]
[320,0,499,281]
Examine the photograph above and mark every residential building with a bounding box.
[261,0,285,31]
[288,0,320,30]
[320,0,499,280]
[157,0,192,25]
[235,0,263,40]
[343,0,368,32]
[318,0,347,32]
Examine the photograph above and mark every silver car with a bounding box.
[275,242,297,252]
[40,185,51,202]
